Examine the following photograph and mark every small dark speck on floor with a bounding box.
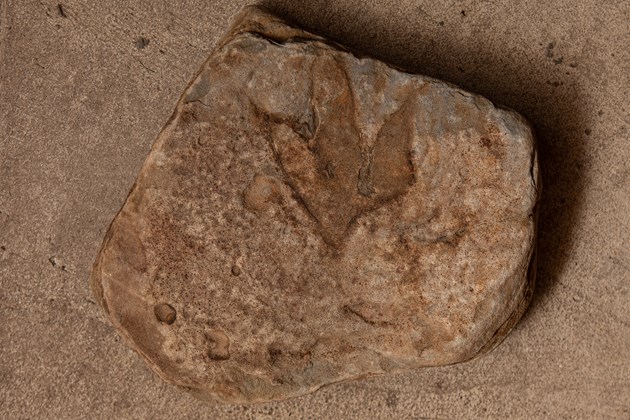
[460,10,466,17]
[569,62,578,68]
[438,20,445,26]
[49,256,67,271]
[0,245,6,251]
[57,4,67,18]
[385,390,399,408]
[598,110,604,116]
[546,41,555,58]
[585,128,592,135]
[553,56,564,65]
[135,36,150,49]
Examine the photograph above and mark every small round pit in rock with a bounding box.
[206,330,230,360]
[154,303,176,324]
[231,265,241,276]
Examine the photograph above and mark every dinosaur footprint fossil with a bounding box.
[265,55,415,247]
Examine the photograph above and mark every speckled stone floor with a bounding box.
[1,0,628,418]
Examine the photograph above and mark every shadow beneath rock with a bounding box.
[261,0,591,321]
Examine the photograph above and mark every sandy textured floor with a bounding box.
[1,0,628,418]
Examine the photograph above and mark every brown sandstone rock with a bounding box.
[90,5,540,403]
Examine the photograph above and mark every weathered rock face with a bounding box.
[90,5,540,403]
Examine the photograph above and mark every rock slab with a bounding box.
[90,5,540,403]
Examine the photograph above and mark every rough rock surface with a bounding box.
[90,5,540,403]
